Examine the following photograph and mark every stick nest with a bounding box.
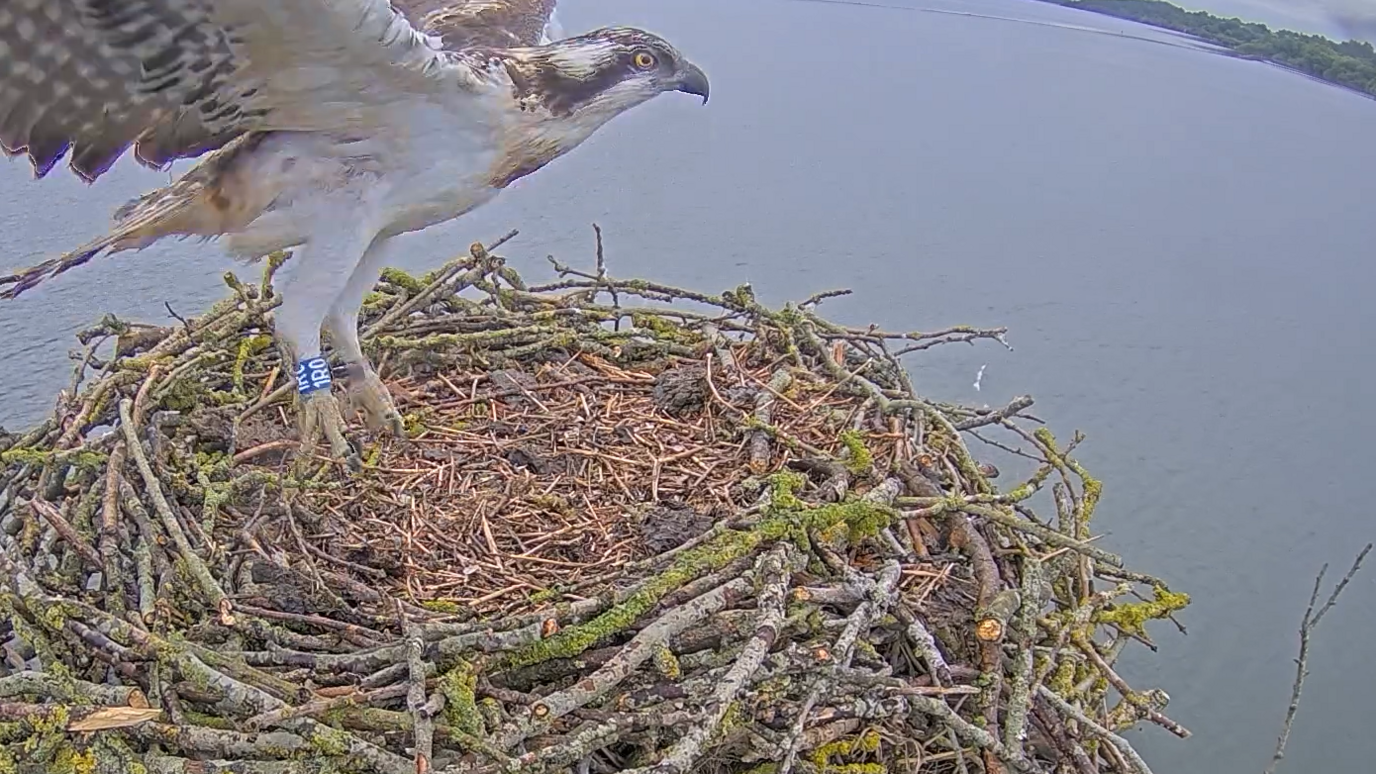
[0,229,1190,774]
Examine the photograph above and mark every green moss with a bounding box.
[85,389,114,428]
[361,291,393,315]
[707,700,745,746]
[21,705,70,766]
[192,450,232,474]
[1077,471,1103,520]
[723,283,757,309]
[52,746,97,774]
[39,600,70,635]
[853,638,881,664]
[527,587,561,605]
[1047,656,1076,698]
[380,267,425,294]
[232,334,273,392]
[222,271,247,296]
[196,472,233,539]
[1033,427,1102,528]
[402,411,429,438]
[3,598,57,666]
[161,377,207,413]
[353,442,380,469]
[306,724,353,757]
[837,429,873,475]
[652,644,681,680]
[70,483,101,541]
[495,535,749,670]
[437,659,484,737]
[477,697,504,730]
[0,721,26,746]
[806,500,893,544]
[28,705,68,737]
[776,305,803,326]
[497,486,893,671]
[769,471,808,509]
[810,728,884,773]
[0,447,107,470]
[181,711,236,729]
[420,599,462,613]
[260,250,291,292]
[1002,462,1054,502]
[630,313,703,345]
[118,354,174,373]
[1095,586,1191,637]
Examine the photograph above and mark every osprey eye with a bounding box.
[633,52,656,70]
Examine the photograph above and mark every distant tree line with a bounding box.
[1039,0,1376,98]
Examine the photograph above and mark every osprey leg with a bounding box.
[273,221,386,471]
[325,235,406,437]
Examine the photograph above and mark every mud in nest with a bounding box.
[0,229,1190,774]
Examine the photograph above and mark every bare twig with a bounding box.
[1038,685,1153,774]
[626,544,793,774]
[1265,543,1372,774]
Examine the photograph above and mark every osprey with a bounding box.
[0,0,709,466]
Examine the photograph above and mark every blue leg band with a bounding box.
[295,355,333,395]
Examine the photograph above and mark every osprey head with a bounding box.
[506,26,710,119]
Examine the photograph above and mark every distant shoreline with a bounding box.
[1032,0,1376,102]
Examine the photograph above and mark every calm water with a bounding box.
[3,1,1374,771]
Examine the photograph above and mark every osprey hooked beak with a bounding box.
[674,62,710,104]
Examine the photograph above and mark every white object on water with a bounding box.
[973,363,987,392]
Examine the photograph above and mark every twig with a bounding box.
[953,395,1035,430]
[401,605,440,774]
[164,301,191,329]
[626,544,792,774]
[778,561,902,774]
[1075,632,1191,739]
[495,573,755,749]
[0,671,148,707]
[1038,685,1154,774]
[119,398,232,621]
[940,502,1124,568]
[1265,543,1372,774]
[28,498,103,570]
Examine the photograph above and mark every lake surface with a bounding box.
[2,1,1374,771]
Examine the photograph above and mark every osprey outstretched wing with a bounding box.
[0,0,710,472]
[397,0,562,48]
[0,0,466,180]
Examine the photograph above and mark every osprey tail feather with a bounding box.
[0,190,199,301]
[0,134,275,301]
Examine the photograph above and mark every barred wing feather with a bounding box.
[0,0,460,181]
[395,0,561,49]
